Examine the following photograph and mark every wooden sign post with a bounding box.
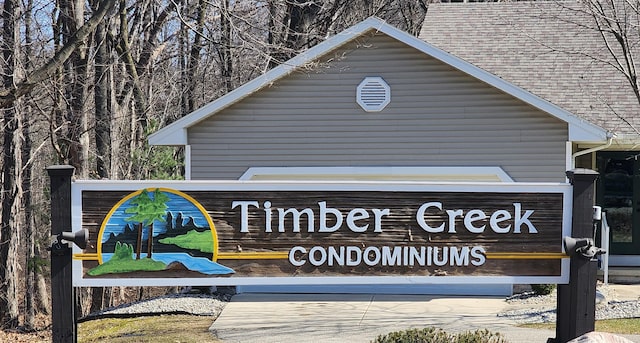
[555,169,600,343]
[47,165,76,343]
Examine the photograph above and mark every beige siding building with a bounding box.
[152,14,639,285]
[151,18,606,185]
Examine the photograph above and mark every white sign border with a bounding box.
[71,180,572,287]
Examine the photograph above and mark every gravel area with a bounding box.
[82,292,231,320]
[79,285,640,326]
[498,286,640,324]
[499,300,640,324]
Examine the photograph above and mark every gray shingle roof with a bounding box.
[420,1,640,141]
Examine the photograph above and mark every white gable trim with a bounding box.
[239,166,515,182]
[149,18,385,146]
[149,17,609,146]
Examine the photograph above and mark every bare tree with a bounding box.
[0,0,434,330]
[0,0,116,109]
[0,0,115,329]
[184,0,209,112]
[21,0,43,330]
[0,0,22,328]
[94,6,112,179]
[580,0,640,106]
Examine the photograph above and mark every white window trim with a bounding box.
[239,166,514,182]
[608,255,640,267]
[184,145,192,180]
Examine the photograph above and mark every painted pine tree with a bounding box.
[125,189,170,259]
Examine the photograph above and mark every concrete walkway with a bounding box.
[210,285,640,343]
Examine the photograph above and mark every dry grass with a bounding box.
[0,329,51,343]
[520,318,640,335]
[78,314,222,343]
[1,313,222,343]
[0,314,52,343]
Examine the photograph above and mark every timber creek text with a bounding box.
[231,200,538,234]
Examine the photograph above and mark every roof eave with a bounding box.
[148,127,187,146]
[569,123,611,143]
[568,122,610,143]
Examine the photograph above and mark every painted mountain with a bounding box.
[102,211,212,258]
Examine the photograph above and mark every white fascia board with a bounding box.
[240,166,515,182]
[568,121,610,143]
[148,18,385,146]
[148,127,187,146]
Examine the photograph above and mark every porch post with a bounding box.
[47,165,76,343]
[555,168,599,343]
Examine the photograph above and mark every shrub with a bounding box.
[531,284,556,295]
[454,329,507,343]
[371,327,506,343]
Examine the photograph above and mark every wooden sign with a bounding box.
[71,181,571,286]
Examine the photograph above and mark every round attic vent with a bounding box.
[357,76,390,112]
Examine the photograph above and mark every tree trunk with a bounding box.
[0,107,21,329]
[267,0,282,69]
[55,0,89,175]
[136,223,143,260]
[179,5,189,117]
[91,0,113,314]
[22,104,35,329]
[90,287,104,314]
[147,223,153,258]
[0,0,21,329]
[186,0,208,112]
[117,0,149,142]
[94,16,111,179]
[35,244,50,315]
[22,0,37,330]
[220,0,233,93]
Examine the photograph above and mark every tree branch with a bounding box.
[0,0,116,108]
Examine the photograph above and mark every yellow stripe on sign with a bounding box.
[486,252,568,260]
[73,253,100,261]
[217,252,289,260]
[73,252,290,262]
[76,252,566,261]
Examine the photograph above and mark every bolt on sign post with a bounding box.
[47,165,76,343]
[68,180,572,287]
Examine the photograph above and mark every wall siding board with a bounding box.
[192,154,561,164]
[193,114,564,129]
[190,141,564,152]
[188,33,568,181]
[187,135,561,145]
